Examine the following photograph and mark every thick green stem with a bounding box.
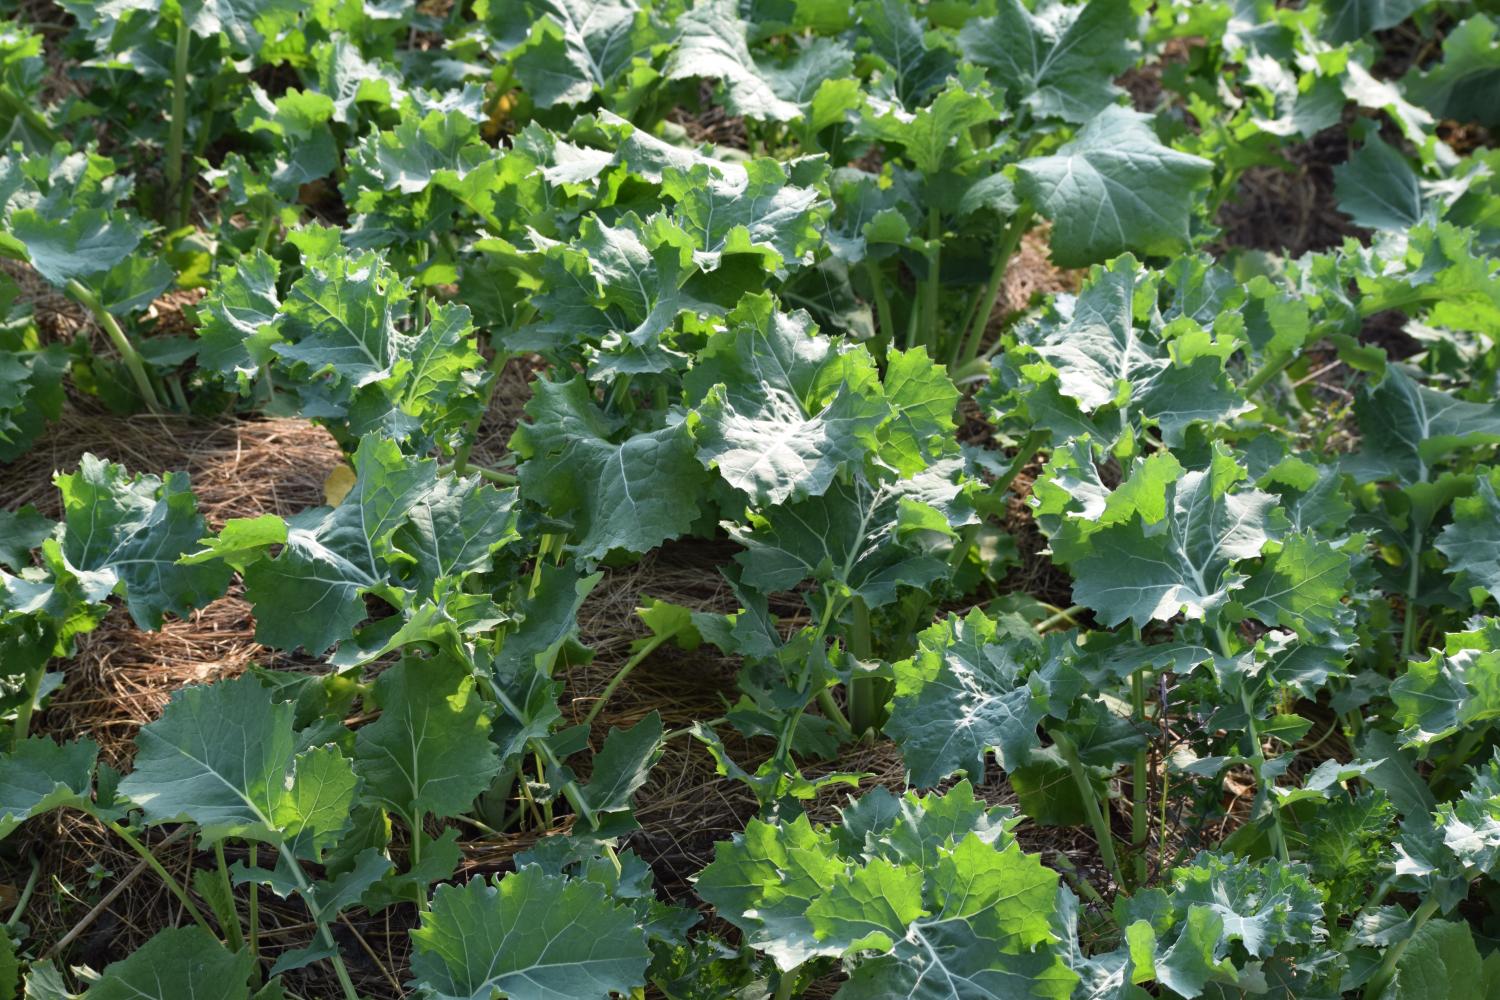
[5,854,40,930]
[103,820,214,936]
[846,598,876,735]
[66,280,162,411]
[213,841,243,952]
[955,205,1033,366]
[922,206,942,352]
[774,961,802,1000]
[1054,732,1125,888]
[247,844,259,962]
[582,626,684,730]
[1130,668,1149,886]
[1241,351,1294,396]
[12,665,45,750]
[1034,604,1085,633]
[864,260,896,363]
[274,843,360,1000]
[166,17,190,227]
[0,87,59,144]
[1401,518,1424,659]
[1363,896,1441,1000]
[1217,626,1290,863]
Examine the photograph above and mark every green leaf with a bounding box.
[574,710,663,824]
[959,0,1136,124]
[1437,470,1500,606]
[886,609,1044,786]
[353,652,500,824]
[1322,0,1422,44]
[856,0,955,108]
[0,505,54,571]
[0,738,96,839]
[1155,905,1237,998]
[119,674,355,852]
[1016,108,1212,268]
[1402,14,1500,129]
[513,0,662,108]
[1171,852,1325,958]
[1437,747,1500,874]
[9,207,144,287]
[410,866,651,1000]
[666,0,800,121]
[729,462,974,608]
[689,296,886,504]
[85,927,254,1000]
[661,158,827,274]
[514,377,709,559]
[275,249,410,387]
[194,251,282,384]
[1065,448,1281,627]
[55,456,229,629]
[696,813,844,969]
[1334,135,1425,231]
[1389,919,1484,1000]
[861,82,995,176]
[1231,532,1352,640]
[1346,366,1500,485]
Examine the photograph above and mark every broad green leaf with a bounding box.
[514,376,709,559]
[729,461,974,608]
[1231,533,1352,640]
[861,82,995,176]
[959,0,1136,124]
[512,0,662,108]
[0,738,96,838]
[1437,748,1500,874]
[573,710,663,825]
[194,251,282,384]
[1016,108,1212,268]
[886,609,1045,786]
[275,249,410,387]
[666,0,800,121]
[353,653,500,823]
[409,866,651,1000]
[1065,449,1282,627]
[1402,15,1500,129]
[1346,367,1500,485]
[1172,852,1324,958]
[1154,906,1237,998]
[856,0,955,108]
[1436,470,1500,605]
[85,927,254,1000]
[1388,919,1485,1000]
[1393,621,1500,746]
[9,207,143,286]
[689,296,886,504]
[661,158,827,274]
[55,456,229,629]
[119,674,355,851]
[1322,0,1422,44]
[1334,135,1424,231]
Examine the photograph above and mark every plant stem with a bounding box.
[247,844,259,962]
[166,16,191,227]
[581,625,684,730]
[955,205,1032,366]
[1428,727,1484,799]
[1240,351,1294,396]
[1362,895,1441,1000]
[65,280,162,412]
[1130,667,1149,886]
[1054,732,1125,889]
[103,820,214,936]
[0,86,59,144]
[846,598,876,735]
[1401,518,1424,659]
[12,665,45,749]
[1217,627,1290,862]
[1034,604,1085,633]
[6,854,40,930]
[864,260,895,364]
[922,206,941,352]
[275,843,361,1000]
[213,841,243,951]
[411,815,428,912]
[453,349,511,475]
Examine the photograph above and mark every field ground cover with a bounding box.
[0,1,1498,998]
